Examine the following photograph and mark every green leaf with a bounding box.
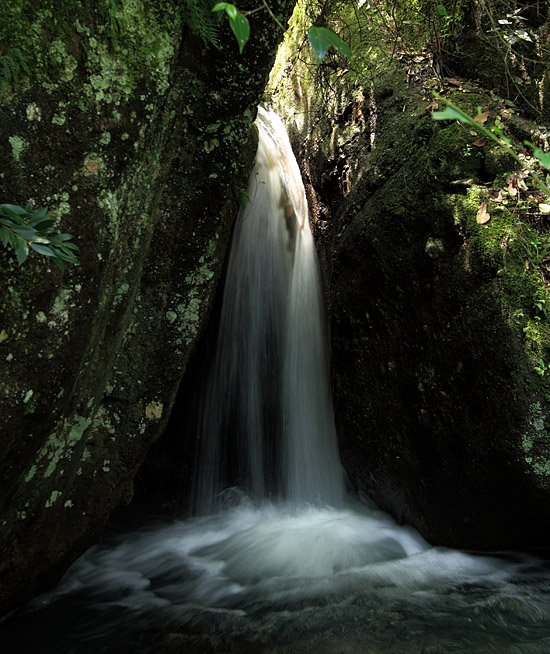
[30,206,48,219]
[28,207,48,225]
[437,4,448,16]
[0,203,29,215]
[212,2,237,20]
[11,225,37,240]
[229,11,250,54]
[33,218,56,232]
[322,27,352,60]
[534,149,550,170]
[432,106,469,123]
[15,240,28,265]
[226,4,237,20]
[308,26,352,63]
[308,26,328,63]
[30,242,55,257]
[0,206,26,223]
[61,241,79,252]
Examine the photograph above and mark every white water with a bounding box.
[195,106,344,512]
[3,107,550,653]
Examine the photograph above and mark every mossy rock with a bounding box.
[0,0,296,616]
[328,82,550,550]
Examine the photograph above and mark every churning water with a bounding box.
[2,108,550,653]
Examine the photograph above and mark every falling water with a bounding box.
[2,107,550,654]
[195,105,344,512]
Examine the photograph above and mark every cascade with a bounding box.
[2,108,549,654]
[195,105,344,512]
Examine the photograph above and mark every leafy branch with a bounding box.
[432,94,550,196]
[212,2,250,53]
[308,26,351,64]
[0,203,79,271]
[212,2,351,63]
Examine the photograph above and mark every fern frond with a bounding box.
[182,0,221,49]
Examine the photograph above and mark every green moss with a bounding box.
[51,113,66,126]
[454,185,550,368]
[0,0,181,105]
[8,135,27,161]
[45,489,61,508]
[26,413,93,481]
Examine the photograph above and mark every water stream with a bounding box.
[2,107,550,653]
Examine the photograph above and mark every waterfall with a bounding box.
[195,106,344,512]
[4,108,547,654]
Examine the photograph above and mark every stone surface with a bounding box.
[0,0,295,615]
[268,7,550,550]
[326,85,550,550]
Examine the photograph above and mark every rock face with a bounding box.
[0,0,295,615]
[328,86,550,549]
[268,5,550,550]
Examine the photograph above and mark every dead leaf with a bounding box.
[507,181,518,197]
[476,201,491,224]
[472,138,487,147]
[446,77,463,86]
[474,111,489,124]
[84,160,99,176]
[490,189,504,203]
[539,203,550,213]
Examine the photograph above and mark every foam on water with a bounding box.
[5,498,545,653]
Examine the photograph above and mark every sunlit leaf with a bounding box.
[213,2,238,20]
[225,3,237,20]
[308,26,352,63]
[534,149,550,170]
[229,11,250,54]
[432,106,469,123]
[212,2,229,13]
